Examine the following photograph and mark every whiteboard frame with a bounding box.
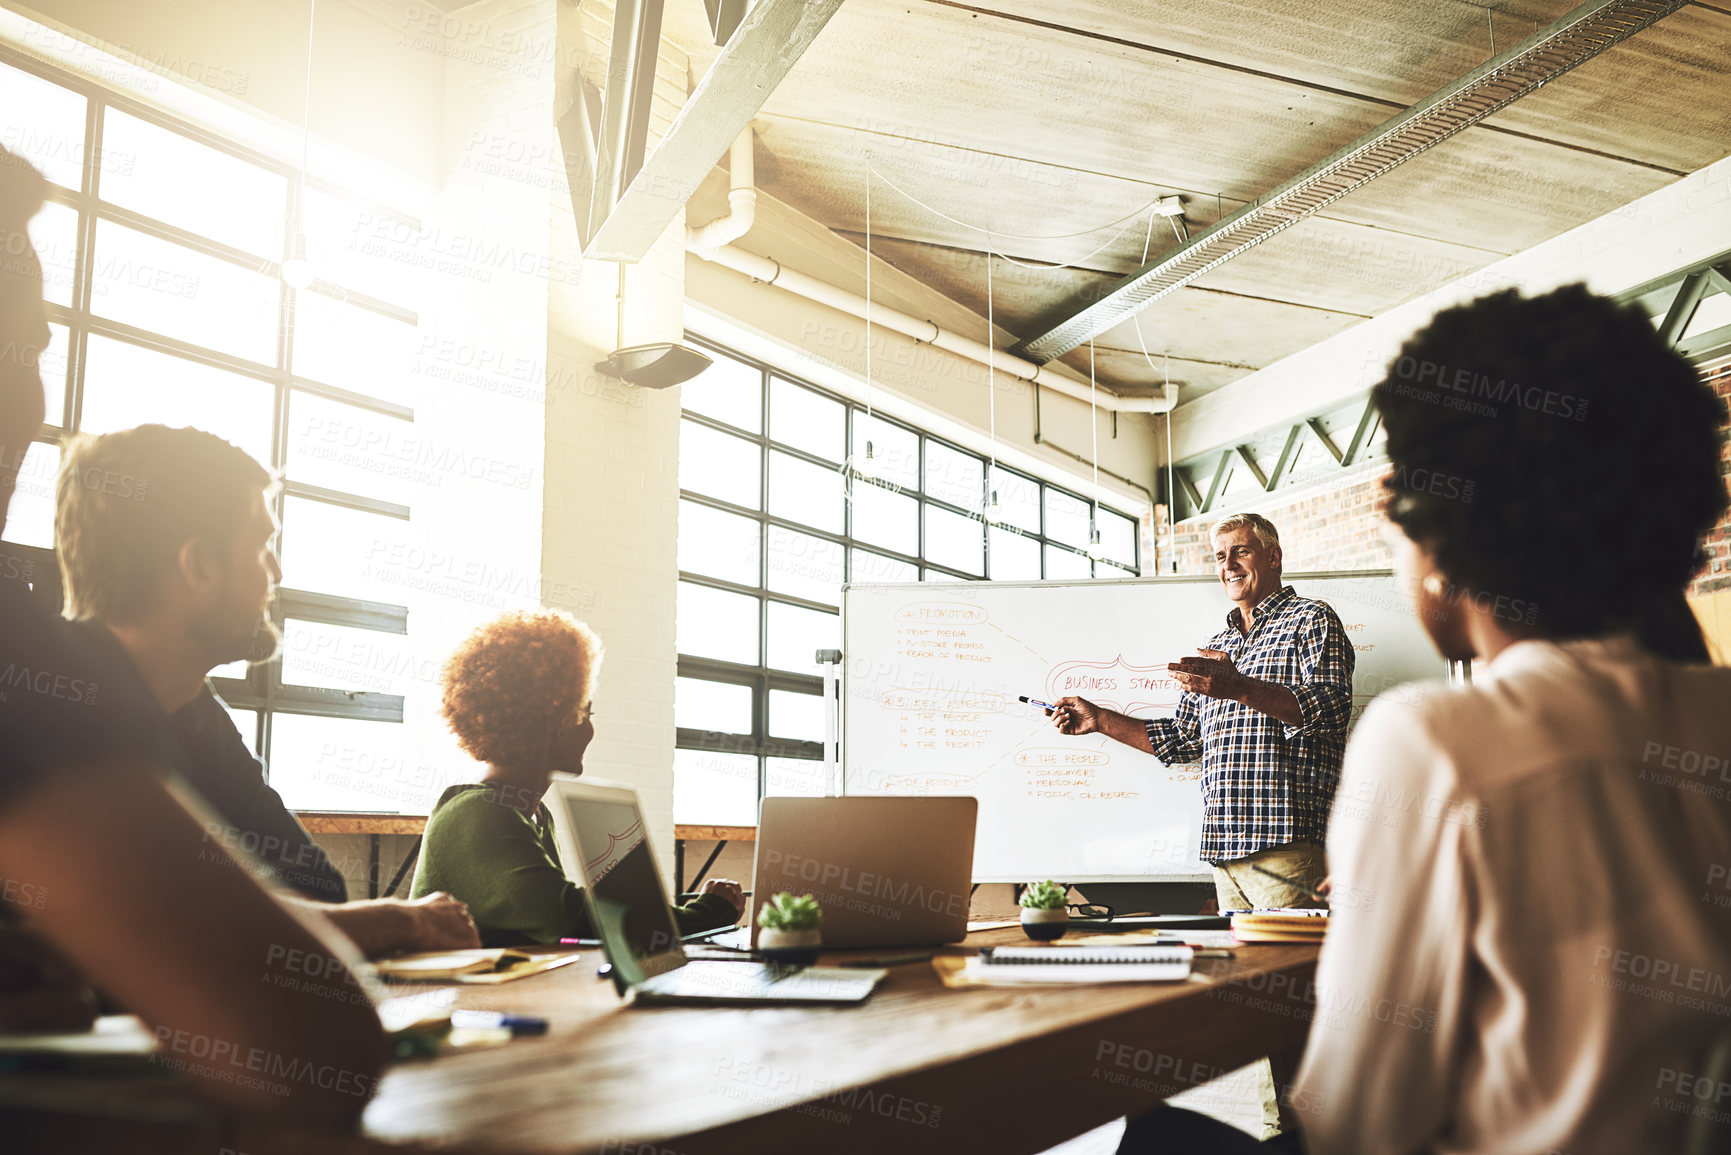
[838,569,1449,884]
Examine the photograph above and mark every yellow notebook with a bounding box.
[374,948,584,984]
[1230,909,1329,944]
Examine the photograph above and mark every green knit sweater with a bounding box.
[409,783,736,948]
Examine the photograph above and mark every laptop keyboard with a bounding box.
[643,961,880,1002]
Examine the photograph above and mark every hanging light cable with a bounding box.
[1087,339,1107,562]
[281,0,317,290]
[982,234,1001,526]
[857,158,877,482]
[1165,350,1178,573]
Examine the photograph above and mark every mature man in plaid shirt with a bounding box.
[1050,512,1355,912]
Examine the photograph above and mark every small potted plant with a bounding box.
[757,892,823,963]
[1019,880,1069,940]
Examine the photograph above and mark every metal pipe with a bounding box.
[694,243,1178,413]
[686,129,757,251]
[683,130,1176,413]
[1014,0,1690,362]
[1031,432,1154,503]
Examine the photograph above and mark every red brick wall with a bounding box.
[1691,361,1731,600]
[1163,470,1393,576]
[1163,361,1731,592]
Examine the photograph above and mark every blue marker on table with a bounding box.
[450,1010,549,1036]
[1018,695,1056,711]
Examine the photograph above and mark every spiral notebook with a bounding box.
[960,944,1194,985]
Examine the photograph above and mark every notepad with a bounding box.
[374,948,584,983]
[0,1014,164,1076]
[1230,908,1330,943]
[960,944,1193,985]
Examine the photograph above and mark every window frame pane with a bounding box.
[676,334,1145,824]
[16,56,429,813]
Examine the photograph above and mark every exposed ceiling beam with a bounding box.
[1011,0,1691,363]
[1234,444,1269,490]
[703,0,749,46]
[1200,450,1233,514]
[1340,401,1380,467]
[1266,426,1303,491]
[581,0,845,262]
[1177,401,1389,520]
[587,0,669,249]
[1658,270,1709,345]
[1306,418,1345,465]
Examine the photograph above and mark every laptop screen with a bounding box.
[561,796,684,984]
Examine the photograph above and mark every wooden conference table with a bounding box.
[3,928,1321,1155]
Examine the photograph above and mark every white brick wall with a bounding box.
[540,2,692,880]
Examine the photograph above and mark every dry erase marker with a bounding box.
[450,1011,548,1036]
[1018,695,1056,711]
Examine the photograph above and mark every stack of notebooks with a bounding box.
[959,944,1194,985]
[1230,908,1330,943]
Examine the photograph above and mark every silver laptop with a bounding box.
[548,778,884,1005]
[749,796,978,949]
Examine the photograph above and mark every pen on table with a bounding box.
[1249,863,1330,904]
[1018,695,1056,711]
[449,1011,548,1036]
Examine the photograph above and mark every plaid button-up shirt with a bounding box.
[1145,584,1355,864]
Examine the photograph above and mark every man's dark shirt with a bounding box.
[0,570,181,809]
[64,618,348,904]
[170,686,348,903]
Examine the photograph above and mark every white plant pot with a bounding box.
[757,927,821,953]
[1020,907,1069,941]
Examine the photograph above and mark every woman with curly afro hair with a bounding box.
[410,610,743,946]
[1121,285,1731,1155]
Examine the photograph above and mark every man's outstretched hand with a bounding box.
[699,878,746,918]
[1168,649,1250,702]
[403,891,482,951]
[1048,696,1103,735]
[1170,649,1304,727]
[1047,696,1156,754]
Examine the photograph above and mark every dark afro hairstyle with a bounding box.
[1372,283,1726,661]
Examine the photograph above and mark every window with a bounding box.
[0,52,435,813]
[674,337,1143,824]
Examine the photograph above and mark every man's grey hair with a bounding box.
[1211,512,1281,552]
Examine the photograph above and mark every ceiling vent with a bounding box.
[1014,0,1691,363]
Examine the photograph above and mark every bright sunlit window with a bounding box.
[674,337,1142,826]
[0,51,432,814]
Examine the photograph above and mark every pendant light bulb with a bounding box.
[854,439,879,482]
[281,233,315,289]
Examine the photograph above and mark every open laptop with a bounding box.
[548,778,885,1005]
[748,796,978,949]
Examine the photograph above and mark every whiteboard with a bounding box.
[841,572,1449,882]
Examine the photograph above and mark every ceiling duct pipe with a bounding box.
[1012,0,1691,362]
[685,128,757,252]
[684,126,1174,412]
[695,242,1177,412]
